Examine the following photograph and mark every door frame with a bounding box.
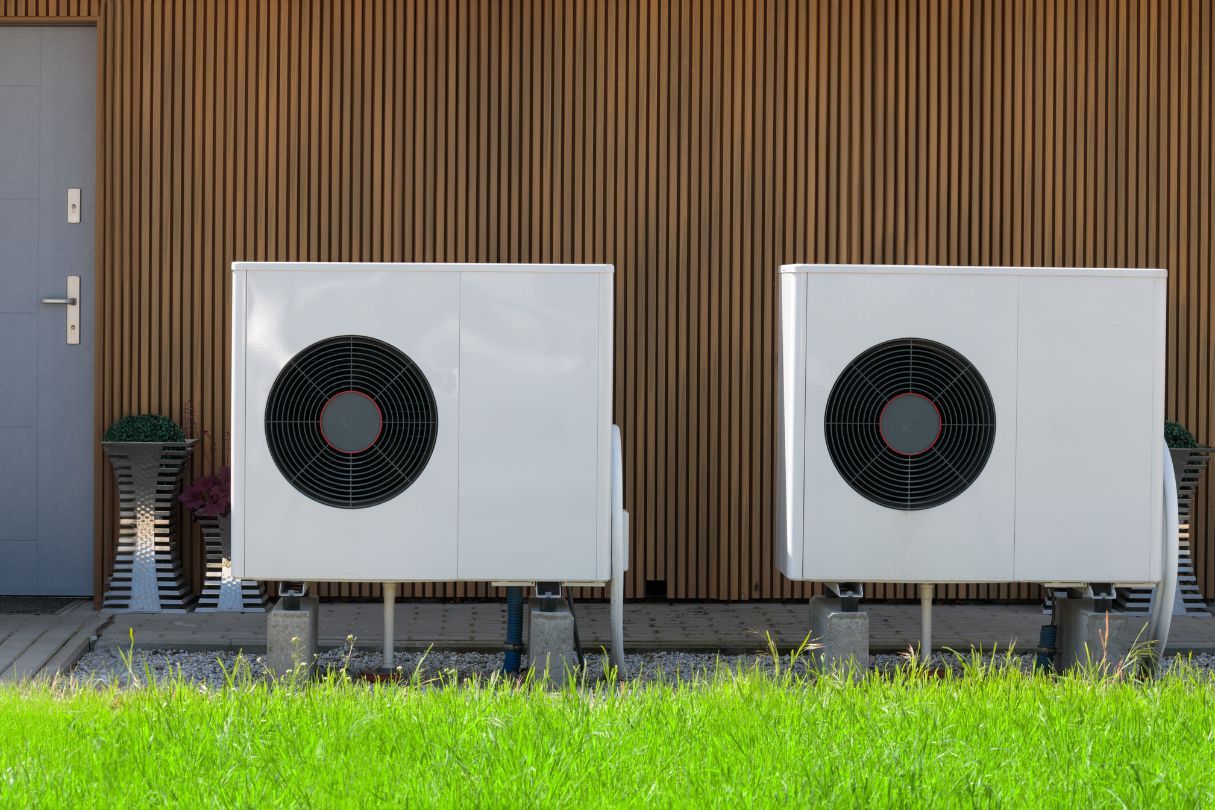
[0,17,104,601]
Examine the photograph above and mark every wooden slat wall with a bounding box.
[4,0,1212,602]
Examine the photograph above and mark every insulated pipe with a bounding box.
[382,582,397,671]
[1148,440,1180,672]
[920,583,934,662]
[610,426,628,670]
[503,586,524,674]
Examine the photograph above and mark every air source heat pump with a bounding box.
[777,264,1166,588]
[232,263,627,615]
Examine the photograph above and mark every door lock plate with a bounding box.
[40,276,80,344]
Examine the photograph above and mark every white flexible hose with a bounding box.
[1148,440,1180,671]
[610,425,627,670]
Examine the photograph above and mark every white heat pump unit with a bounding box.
[231,263,626,600]
[777,264,1166,587]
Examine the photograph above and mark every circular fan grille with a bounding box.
[264,335,437,509]
[824,338,996,511]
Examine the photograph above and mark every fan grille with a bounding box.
[823,338,996,511]
[264,335,437,509]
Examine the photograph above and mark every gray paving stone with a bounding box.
[81,601,1215,656]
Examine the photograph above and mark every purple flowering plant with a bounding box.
[179,466,231,518]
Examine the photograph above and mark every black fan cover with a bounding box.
[823,338,996,511]
[264,335,437,509]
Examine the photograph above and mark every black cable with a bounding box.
[565,591,586,670]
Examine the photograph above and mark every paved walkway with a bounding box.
[99,601,1215,655]
[5,601,1213,679]
[0,602,109,682]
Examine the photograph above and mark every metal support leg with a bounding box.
[920,583,934,662]
[382,582,397,671]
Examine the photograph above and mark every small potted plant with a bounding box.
[180,466,267,612]
[101,414,195,612]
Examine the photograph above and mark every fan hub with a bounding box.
[320,391,383,454]
[879,393,941,456]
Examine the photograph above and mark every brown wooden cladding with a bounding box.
[3,0,1212,603]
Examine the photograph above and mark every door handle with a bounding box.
[41,276,80,345]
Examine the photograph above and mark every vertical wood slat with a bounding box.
[2,0,1212,603]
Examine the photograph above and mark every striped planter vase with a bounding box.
[1116,447,1213,616]
[196,514,268,612]
[101,441,196,612]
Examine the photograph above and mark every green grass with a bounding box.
[1,655,1213,808]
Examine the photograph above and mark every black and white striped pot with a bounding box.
[101,441,195,612]
[195,514,268,612]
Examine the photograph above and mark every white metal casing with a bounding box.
[777,264,1166,585]
[231,262,614,583]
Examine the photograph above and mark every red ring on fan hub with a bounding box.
[318,390,383,454]
[878,392,942,456]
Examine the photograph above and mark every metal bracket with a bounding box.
[1067,582,1115,613]
[534,581,564,612]
[1090,582,1115,613]
[827,582,863,612]
[534,581,562,598]
[279,581,308,611]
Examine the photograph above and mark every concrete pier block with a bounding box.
[809,596,869,674]
[527,600,579,683]
[266,596,319,678]
[1054,598,1150,673]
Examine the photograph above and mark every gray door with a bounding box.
[0,27,96,595]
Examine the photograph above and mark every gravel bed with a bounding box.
[72,647,271,688]
[70,645,1215,688]
[1157,652,1215,675]
[71,645,815,687]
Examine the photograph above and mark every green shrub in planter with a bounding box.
[103,414,186,443]
[1165,420,1199,449]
